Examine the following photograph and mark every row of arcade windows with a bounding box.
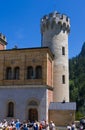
[6,66,42,80]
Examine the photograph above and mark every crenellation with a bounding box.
[43,15,48,20]
[41,12,70,34]
[62,14,67,20]
[66,25,70,33]
[49,13,53,17]
[56,13,61,18]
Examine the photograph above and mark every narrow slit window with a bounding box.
[62,75,65,84]
[62,47,65,55]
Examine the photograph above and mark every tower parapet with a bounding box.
[0,33,7,50]
[41,11,70,34]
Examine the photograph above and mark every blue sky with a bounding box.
[0,0,85,58]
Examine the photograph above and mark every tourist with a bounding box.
[33,121,38,130]
[15,119,21,130]
[66,124,71,130]
[71,122,76,130]
[49,121,55,130]
[80,124,83,130]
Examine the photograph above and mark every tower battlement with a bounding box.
[41,11,70,34]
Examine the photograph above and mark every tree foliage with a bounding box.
[69,42,85,115]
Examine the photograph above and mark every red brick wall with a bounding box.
[0,43,4,50]
[48,89,53,106]
[47,58,52,86]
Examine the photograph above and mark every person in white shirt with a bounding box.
[49,121,55,130]
[67,124,71,130]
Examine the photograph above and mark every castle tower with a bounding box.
[0,33,7,50]
[41,11,70,102]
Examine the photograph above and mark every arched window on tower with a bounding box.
[6,67,12,80]
[27,66,33,79]
[14,67,20,79]
[35,66,42,79]
[7,102,14,117]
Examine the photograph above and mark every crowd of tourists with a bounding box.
[0,119,55,130]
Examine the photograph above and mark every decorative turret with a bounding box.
[0,33,7,50]
[41,11,70,102]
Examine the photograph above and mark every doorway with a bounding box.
[28,108,38,122]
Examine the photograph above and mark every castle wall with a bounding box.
[0,43,5,50]
[0,48,53,87]
[0,11,76,124]
[49,110,75,126]
[47,53,53,86]
[0,85,49,121]
[47,89,53,106]
[49,102,76,126]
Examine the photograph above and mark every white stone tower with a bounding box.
[41,11,70,102]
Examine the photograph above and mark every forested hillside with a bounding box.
[69,42,85,118]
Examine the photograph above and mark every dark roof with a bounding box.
[49,102,76,110]
[0,46,49,51]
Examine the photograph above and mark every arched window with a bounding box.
[6,67,12,80]
[14,67,20,79]
[35,66,42,79]
[27,66,33,79]
[7,102,14,117]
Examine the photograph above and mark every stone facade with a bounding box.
[0,47,54,122]
[0,48,53,86]
[49,110,75,126]
[0,11,76,126]
[0,86,53,122]
[49,102,76,126]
